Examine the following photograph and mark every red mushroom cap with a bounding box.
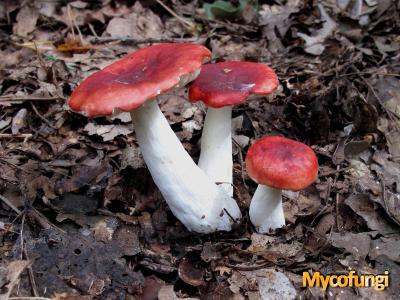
[188,61,278,108]
[68,43,211,117]
[245,136,318,191]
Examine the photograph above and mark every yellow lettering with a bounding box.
[384,271,389,288]
[303,272,320,288]
[374,271,390,291]
[364,275,375,287]
[320,275,331,290]
[301,270,389,291]
[337,275,348,287]
[348,271,356,287]
[329,275,338,287]
[375,275,385,291]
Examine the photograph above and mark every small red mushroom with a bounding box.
[188,61,278,196]
[245,136,318,233]
[68,43,241,233]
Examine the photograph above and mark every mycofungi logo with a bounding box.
[302,271,389,291]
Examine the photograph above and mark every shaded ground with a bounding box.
[1,0,400,299]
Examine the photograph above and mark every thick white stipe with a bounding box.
[131,100,241,233]
[198,107,233,196]
[249,185,285,233]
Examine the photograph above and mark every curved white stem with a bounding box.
[249,185,285,233]
[131,100,241,233]
[198,107,233,196]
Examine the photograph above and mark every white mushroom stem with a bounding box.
[249,185,285,233]
[130,100,241,233]
[198,107,233,196]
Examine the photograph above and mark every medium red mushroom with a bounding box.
[69,43,241,233]
[188,62,278,196]
[245,136,318,233]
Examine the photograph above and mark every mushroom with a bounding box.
[69,43,241,233]
[188,62,278,196]
[245,136,318,233]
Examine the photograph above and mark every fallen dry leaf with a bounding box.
[369,235,400,262]
[13,4,39,37]
[344,193,397,234]
[84,122,133,142]
[120,144,145,169]
[105,2,164,39]
[346,158,381,194]
[11,108,27,134]
[297,4,337,55]
[178,256,205,287]
[259,1,301,53]
[283,193,321,224]
[371,150,400,193]
[329,231,372,259]
[158,285,178,300]
[0,260,31,300]
[0,117,11,130]
[239,268,297,300]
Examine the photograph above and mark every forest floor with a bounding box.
[1,0,400,299]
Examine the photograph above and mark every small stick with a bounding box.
[351,65,400,122]
[0,194,22,214]
[0,133,32,142]
[30,102,56,129]
[338,71,400,78]
[28,207,66,234]
[223,208,238,224]
[155,0,195,30]
[23,248,39,297]
[66,4,77,41]
[0,158,29,174]
[10,298,52,300]
[88,23,100,39]
[0,96,61,102]
[91,36,201,44]
[225,262,271,271]
[378,173,400,227]
[319,166,353,176]
[232,137,247,188]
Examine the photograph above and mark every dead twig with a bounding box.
[0,158,29,174]
[333,165,341,231]
[91,36,202,44]
[319,166,353,176]
[223,208,238,224]
[0,133,33,141]
[23,247,39,297]
[193,15,258,32]
[155,0,195,30]
[232,137,248,188]
[378,173,400,227]
[351,65,400,123]
[20,214,25,261]
[225,262,272,271]
[66,4,77,42]
[30,102,56,129]
[28,207,66,234]
[0,194,23,215]
[0,95,61,102]
[338,71,400,78]
[88,23,100,39]
[10,298,52,300]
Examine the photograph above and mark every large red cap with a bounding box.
[188,61,278,108]
[68,43,211,117]
[246,136,318,191]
